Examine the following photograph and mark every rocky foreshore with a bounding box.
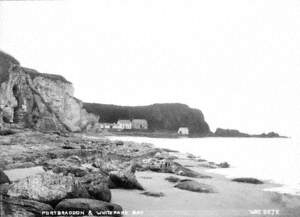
[0,130,299,217]
[0,129,218,217]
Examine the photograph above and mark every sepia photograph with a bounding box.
[0,0,300,216]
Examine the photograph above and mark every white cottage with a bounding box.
[132,119,148,130]
[99,123,113,129]
[178,127,189,135]
[117,120,132,130]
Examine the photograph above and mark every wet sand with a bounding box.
[111,159,300,217]
[2,131,300,217]
[4,157,300,217]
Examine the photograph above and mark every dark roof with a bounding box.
[117,120,131,124]
[132,119,147,122]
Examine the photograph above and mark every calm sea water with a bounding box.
[109,136,300,195]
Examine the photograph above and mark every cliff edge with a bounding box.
[0,50,98,132]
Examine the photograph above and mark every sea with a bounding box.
[109,136,300,196]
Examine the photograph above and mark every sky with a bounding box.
[0,0,299,137]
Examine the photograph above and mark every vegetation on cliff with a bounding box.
[83,103,211,136]
[23,67,71,84]
[0,50,20,84]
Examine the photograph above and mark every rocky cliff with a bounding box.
[0,51,98,132]
[83,103,211,136]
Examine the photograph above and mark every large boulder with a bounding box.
[109,164,144,190]
[55,198,122,217]
[0,169,11,184]
[7,173,90,206]
[85,183,111,203]
[175,180,215,193]
[1,197,53,217]
[79,172,111,202]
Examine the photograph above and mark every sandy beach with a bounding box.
[111,158,300,217]
[1,131,300,217]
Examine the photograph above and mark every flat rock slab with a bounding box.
[141,191,165,197]
[165,176,181,183]
[175,180,215,193]
[232,178,264,184]
[4,166,44,182]
[1,196,53,217]
[44,158,88,177]
[7,172,90,206]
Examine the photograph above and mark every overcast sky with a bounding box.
[0,0,299,137]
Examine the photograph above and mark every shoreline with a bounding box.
[107,135,297,193]
[97,130,288,139]
[111,157,300,217]
[1,130,299,217]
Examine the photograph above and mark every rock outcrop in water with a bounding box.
[0,51,99,132]
[214,128,284,138]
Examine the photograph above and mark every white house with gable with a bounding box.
[178,127,189,135]
[117,120,132,130]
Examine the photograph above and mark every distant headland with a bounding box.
[0,50,285,138]
[212,128,287,138]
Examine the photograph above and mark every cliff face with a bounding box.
[0,51,98,132]
[83,103,211,136]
